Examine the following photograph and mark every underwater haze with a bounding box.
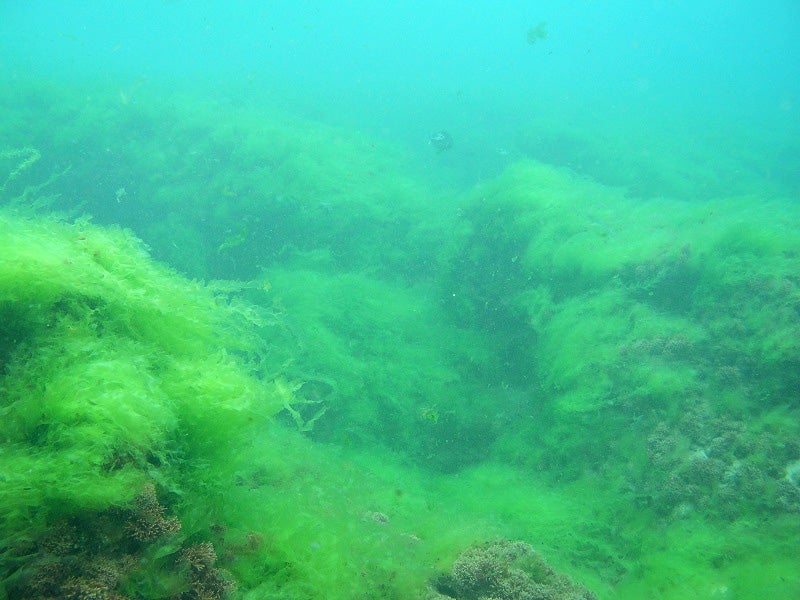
[1,1,800,599]
[4,0,800,192]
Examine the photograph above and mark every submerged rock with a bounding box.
[429,539,596,600]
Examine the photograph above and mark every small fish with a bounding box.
[420,406,439,424]
[527,21,548,45]
[217,226,249,253]
[429,130,453,153]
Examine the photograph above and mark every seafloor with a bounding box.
[1,82,798,599]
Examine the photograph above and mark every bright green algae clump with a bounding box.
[0,211,285,596]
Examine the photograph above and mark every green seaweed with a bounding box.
[0,210,283,595]
[1,80,799,598]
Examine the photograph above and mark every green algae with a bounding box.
[0,81,446,282]
[0,210,285,595]
[1,81,799,598]
[0,148,40,193]
[259,268,500,471]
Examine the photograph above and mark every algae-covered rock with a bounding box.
[0,210,282,595]
[430,539,596,600]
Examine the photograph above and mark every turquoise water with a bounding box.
[4,1,798,194]
[1,2,799,599]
